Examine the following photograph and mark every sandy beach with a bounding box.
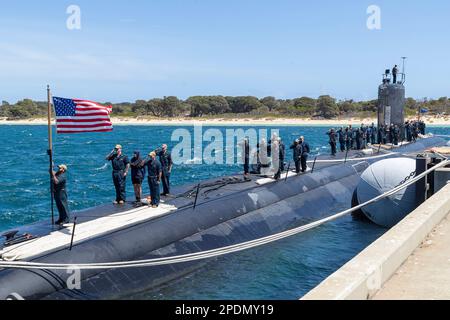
[0,116,448,127]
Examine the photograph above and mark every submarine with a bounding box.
[0,70,448,300]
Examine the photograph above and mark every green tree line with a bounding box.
[1,96,449,120]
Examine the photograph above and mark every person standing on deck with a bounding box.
[278,137,286,172]
[239,138,251,178]
[354,127,361,150]
[50,164,70,226]
[290,139,302,174]
[337,127,346,152]
[106,145,130,205]
[360,124,366,149]
[143,152,162,208]
[345,127,352,151]
[348,125,355,150]
[326,128,337,156]
[370,123,377,145]
[388,124,395,144]
[393,125,400,146]
[130,151,145,204]
[156,144,173,196]
[392,65,398,84]
[300,136,310,172]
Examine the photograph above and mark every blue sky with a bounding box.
[0,0,449,103]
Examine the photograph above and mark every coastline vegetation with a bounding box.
[0,96,448,121]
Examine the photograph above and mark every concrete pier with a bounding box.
[302,182,450,300]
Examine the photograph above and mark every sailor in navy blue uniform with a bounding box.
[290,139,302,174]
[300,136,310,172]
[337,127,346,152]
[143,151,162,208]
[106,144,130,205]
[50,164,70,225]
[326,129,337,156]
[130,151,145,203]
[156,144,173,196]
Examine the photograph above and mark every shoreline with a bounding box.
[0,116,449,127]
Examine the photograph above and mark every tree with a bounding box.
[405,97,417,110]
[260,96,280,111]
[206,96,230,114]
[162,96,182,117]
[316,95,339,119]
[146,99,165,117]
[338,100,356,113]
[227,96,263,113]
[187,96,211,117]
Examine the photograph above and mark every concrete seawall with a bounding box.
[302,182,450,300]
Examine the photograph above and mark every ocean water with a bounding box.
[0,125,448,299]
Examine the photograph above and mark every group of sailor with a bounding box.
[105,144,173,208]
[325,120,426,156]
[50,120,426,226]
[241,135,312,179]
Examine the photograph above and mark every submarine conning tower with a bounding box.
[377,67,406,131]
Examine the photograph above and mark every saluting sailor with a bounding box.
[50,164,70,226]
[143,151,162,208]
[106,144,130,205]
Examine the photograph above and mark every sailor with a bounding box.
[130,151,145,203]
[278,137,286,172]
[272,137,286,179]
[300,136,310,172]
[240,138,251,178]
[347,125,354,149]
[419,120,426,135]
[273,139,282,180]
[382,125,388,144]
[290,139,302,174]
[143,151,162,208]
[250,143,261,175]
[393,125,400,146]
[354,127,361,150]
[156,144,173,196]
[412,121,419,141]
[360,124,367,149]
[405,121,412,142]
[345,127,352,151]
[106,145,130,205]
[392,65,398,84]
[370,123,377,145]
[326,129,337,156]
[337,127,346,152]
[258,139,270,171]
[378,125,384,145]
[50,164,70,225]
[388,124,394,144]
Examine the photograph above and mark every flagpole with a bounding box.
[47,85,55,226]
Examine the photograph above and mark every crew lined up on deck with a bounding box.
[106,144,173,208]
[51,119,426,223]
[325,120,426,156]
[241,134,311,177]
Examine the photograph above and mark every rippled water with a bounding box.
[0,125,448,299]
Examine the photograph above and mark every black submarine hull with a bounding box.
[0,137,446,300]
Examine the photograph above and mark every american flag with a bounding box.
[53,97,113,134]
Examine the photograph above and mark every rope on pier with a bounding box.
[0,158,448,271]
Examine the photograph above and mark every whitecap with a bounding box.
[95,163,108,171]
